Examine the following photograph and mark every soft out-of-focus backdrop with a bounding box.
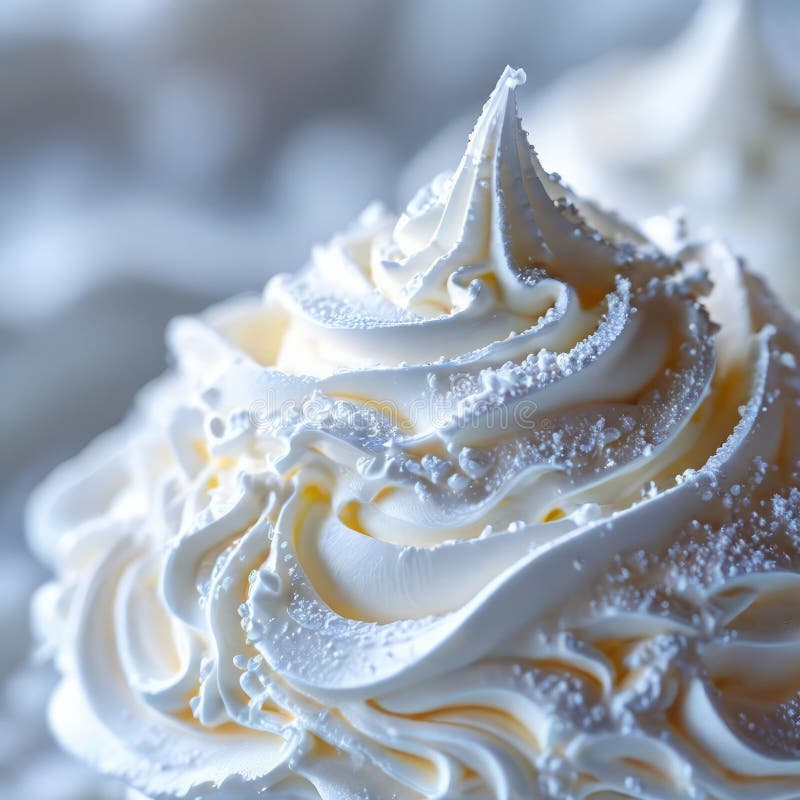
[0,1,796,797]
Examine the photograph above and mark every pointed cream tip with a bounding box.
[499,65,527,91]
[463,65,529,160]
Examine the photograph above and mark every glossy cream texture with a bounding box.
[29,68,800,799]
[532,0,800,308]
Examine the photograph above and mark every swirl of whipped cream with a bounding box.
[29,67,800,800]
[404,1,800,309]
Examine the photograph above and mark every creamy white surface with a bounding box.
[29,67,800,799]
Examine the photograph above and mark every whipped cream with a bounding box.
[531,0,800,308]
[29,67,800,799]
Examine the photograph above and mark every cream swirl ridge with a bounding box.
[29,67,800,800]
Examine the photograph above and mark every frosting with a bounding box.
[29,66,800,799]
[530,0,800,308]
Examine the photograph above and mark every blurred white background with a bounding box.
[0,1,795,796]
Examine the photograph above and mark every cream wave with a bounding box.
[28,67,800,799]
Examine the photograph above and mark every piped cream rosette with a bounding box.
[30,67,800,800]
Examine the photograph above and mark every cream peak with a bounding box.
[464,64,527,161]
